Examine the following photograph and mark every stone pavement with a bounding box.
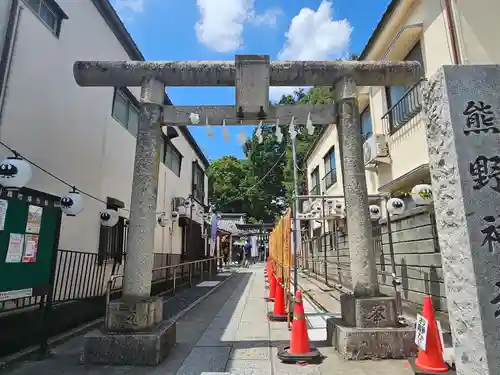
[3,266,414,375]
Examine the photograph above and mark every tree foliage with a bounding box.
[207,86,335,222]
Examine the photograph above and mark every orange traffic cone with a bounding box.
[267,277,287,322]
[277,290,322,364]
[409,296,450,374]
[266,272,276,302]
[265,260,270,283]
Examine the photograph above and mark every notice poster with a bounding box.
[415,314,429,351]
[26,205,42,234]
[5,233,24,263]
[0,199,8,231]
[22,234,39,263]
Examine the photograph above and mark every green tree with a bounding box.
[207,156,252,214]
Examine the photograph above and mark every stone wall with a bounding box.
[303,206,447,312]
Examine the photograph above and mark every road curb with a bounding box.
[0,271,237,369]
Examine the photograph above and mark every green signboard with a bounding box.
[0,188,61,300]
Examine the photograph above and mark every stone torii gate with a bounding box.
[74,55,422,365]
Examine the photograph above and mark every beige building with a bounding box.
[0,0,209,267]
[306,0,500,224]
[303,0,500,311]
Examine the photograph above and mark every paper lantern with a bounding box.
[60,188,84,216]
[369,205,382,220]
[334,201,345,214]
[100,209,119,227]
[387,198,405,215]
[0,156,32,190]
[157,212,168,227]
[411,184,433,205]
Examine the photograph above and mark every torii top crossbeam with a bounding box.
[73,55,422,126]
[73,56,421,88]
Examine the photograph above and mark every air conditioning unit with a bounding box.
[363,134,391,168]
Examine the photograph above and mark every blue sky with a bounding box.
[112,0,390,161]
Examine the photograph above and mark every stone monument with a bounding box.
[423,65,500,375]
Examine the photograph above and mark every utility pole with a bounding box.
[291,131,300,295]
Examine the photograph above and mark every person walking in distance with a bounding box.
[243,238,252,268]
[221,235,230,267]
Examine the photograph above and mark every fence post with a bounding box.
[385,207,402,318]
[173,268,177,294]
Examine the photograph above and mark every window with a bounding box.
[24,0,66,36]
[322,148,337,189]
[192,162,205,203]
[310,167,320,195]
[161,137,182,176]
[384,41,425,132]
[112,89,140,136]
[360,106,373,142]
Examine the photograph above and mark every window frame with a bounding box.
[23,0,67,37]
[111,88,140,137]
[161,136,183,177]
[384,40,424,128]
[323,147,335,173]
[360,105,373,142]
[322,147,337,190]
[310,166,320,195]
[192,161,205,203]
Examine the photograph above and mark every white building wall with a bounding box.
[0,0,207,256]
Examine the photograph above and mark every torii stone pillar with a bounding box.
[83,77,177,366]
[325,76,417,361]
[73,55,422,364]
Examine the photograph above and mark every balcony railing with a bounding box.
[322,168,337,190]
[382,80,424,134]
[310,184,320,196]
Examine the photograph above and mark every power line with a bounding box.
[218,149,286,208]
[0,140,168,214]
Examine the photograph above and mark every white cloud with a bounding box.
[195,0,282,53]
[270,1,353,101]
[248,7,282,26]
[112,0,146,23]
[112,0,146,13]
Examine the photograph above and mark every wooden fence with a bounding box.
[268,208,293,327]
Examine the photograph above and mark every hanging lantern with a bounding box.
[369,205,382,221]
[157,212,168,227]
[100,209,119,227]
[334,201,345,214]
[411,184,433,206]
[387,197,405,215]
[183,198,192,208]
[60,187,84,216]
[0,155,32,191]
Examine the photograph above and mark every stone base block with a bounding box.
[327,317,417,360]
[83,320,176,366]
[106,296,163,332]
[340,294,398,328]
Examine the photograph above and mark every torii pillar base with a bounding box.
[83,297,176,366]
[326,295,417,360]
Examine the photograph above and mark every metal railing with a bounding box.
[299,208,443,315]
[105,257,222,311]
[0,249,126,312]
[322,168,337,190]
[309,184,320,195]
[382,80,424,134]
